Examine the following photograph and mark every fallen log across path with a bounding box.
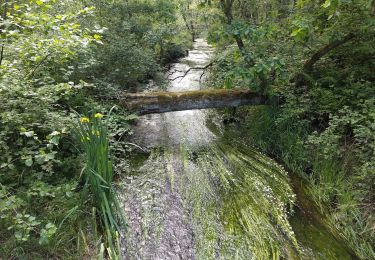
[120,88,268,115]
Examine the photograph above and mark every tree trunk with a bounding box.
[0,0,8,66]
[190,22,196,42]
[121,89,267,115]
[221,0,245,51]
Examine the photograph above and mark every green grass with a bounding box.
[232,105,375,259]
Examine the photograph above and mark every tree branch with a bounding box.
[169,63,213,81]
[0,44,4,66]
[303,33,356,72]
[199,63,214,82]
[293,33,356,86]
[26,52,54,78]
[167,68,185,76]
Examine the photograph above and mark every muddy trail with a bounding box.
[118,40,354,259]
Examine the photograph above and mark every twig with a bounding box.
[125,142,148,153]
[167,68,186,76]
[26,52,54,78]
[199,69,208,82]
[169,67,194,81]
[0,44,4,66]
[169,63,213,81]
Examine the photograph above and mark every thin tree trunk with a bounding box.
[221,0,245,51]
[0,45,4,66]
[0,0,8,66]
[190,22,196,42]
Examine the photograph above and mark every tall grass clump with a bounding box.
[74,111,123,259]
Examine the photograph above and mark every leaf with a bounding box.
[290,28,302,37]
[322,0,331,8]
[23,131,35,137]
[49,136,60,145]
[1,163,7,168]
[25,158,33,167]
[124,114,138,121]
[93,34,101,40]
[49,131,60,136]
[35,155,45,164]
[45,153,56,161]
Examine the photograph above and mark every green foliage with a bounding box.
[0,1,97,79]
[77,0,192,90]
[9,214,40,242]
[74,112,124,259]
[206,0,375,258]
[1,0,372,258]
[0,76,84,256]
[39,223,57,245]
[1,0,192,256]
[208,24,288,95]
[0,0,122,258]
[88,33,159,87]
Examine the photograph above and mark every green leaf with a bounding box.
[291,28,302,37]
[49,136,60,145]
[39,223,57,245]
[93,34,101,40]
[49,131,60,136]
[322,0,331,8]
[35,155,45,164]
[23,131,35,137]
[124,114,138,121]
[45,152,56,161]
[25,158,33,167]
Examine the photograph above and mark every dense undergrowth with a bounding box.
[1,0,374,258]
[225,105,374,259]
[0,0,192,258]
[205,0,374,258]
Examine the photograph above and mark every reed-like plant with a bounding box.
[74,111,123,259]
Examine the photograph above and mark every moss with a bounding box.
[215,106,358,259]
[122,88,265,111]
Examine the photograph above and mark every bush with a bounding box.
[162,42,187,63]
